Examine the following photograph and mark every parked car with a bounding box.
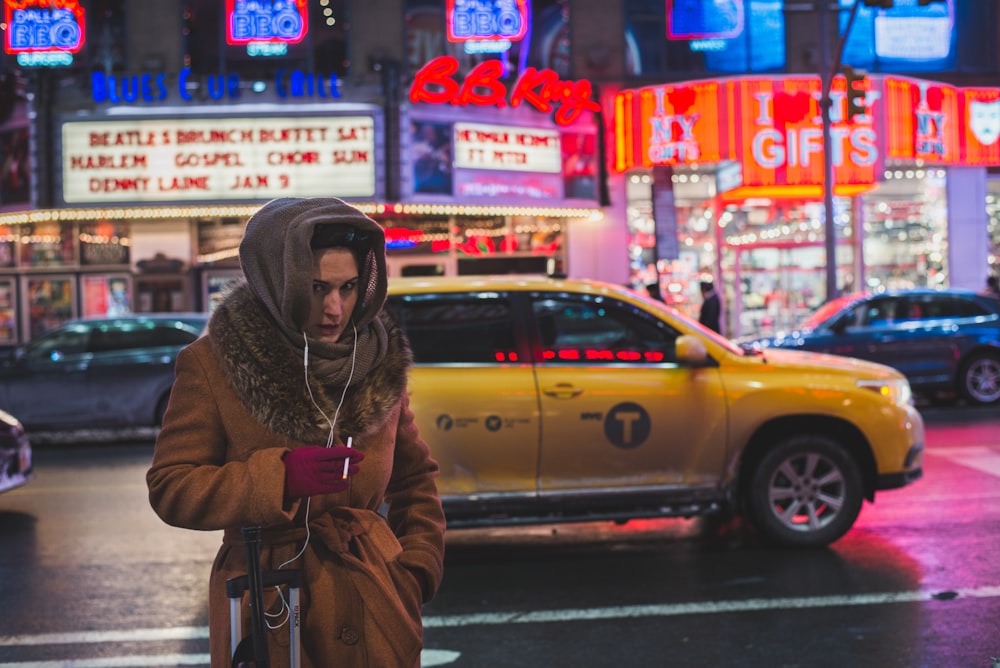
[738,288,1000,405]
[385,276,924,547]
[0,314,208,431]
[0,408,32,494]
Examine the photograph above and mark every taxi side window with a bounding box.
[531,296,677,364]
[386,293,517,364]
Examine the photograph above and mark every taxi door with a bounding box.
[529,293,728,492]
[386,292,539,498]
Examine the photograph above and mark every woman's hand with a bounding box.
[283,445,364,499]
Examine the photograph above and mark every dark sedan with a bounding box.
[0,409,32,494]
[739,288,1000,405]
[0,314,208,431]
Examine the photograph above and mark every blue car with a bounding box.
[0,314,208,430]
[739,289,1000,405]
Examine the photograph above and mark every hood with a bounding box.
[239,197,387,346]
[747,346,903,380]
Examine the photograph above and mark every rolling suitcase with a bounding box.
[227,526,303,668]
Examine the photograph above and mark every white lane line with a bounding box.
[0,656,209,668]
[0,651,460,668]
[932,446,1000,478]
[0,626,208,646]
[423,584,1000,627]
[2,584,998,653]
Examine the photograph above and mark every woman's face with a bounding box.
[307,247,360,343]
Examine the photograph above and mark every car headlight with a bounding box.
[856,378,913,406]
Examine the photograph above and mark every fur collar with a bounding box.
[209,283,411,443]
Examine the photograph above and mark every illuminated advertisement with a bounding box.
[409,55,599,126]
[3,0,86,54]
[883,76,960,164]
[453,123,561,173]
[962,87,1000,166]
[666,0,744,40]
[225,0,309,45]
[634,80,728,168]
[446,0,528,43]
[732,76,879,196]
[60,116,377,204]
[408,118,595,204]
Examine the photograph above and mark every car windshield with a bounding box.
[639,293,745,355]
[798,293,867,329]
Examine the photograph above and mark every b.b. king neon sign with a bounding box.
[226,0,308,45]
[410,56,599,126]
[4,0,86,54]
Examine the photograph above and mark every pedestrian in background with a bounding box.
[699,279,722,334]
[981,274,1000,299]
[147,197,446,667]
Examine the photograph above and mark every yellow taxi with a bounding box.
[386,276,924,547]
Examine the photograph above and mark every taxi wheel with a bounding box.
[958,353,1000,405]
[745,435,863,548]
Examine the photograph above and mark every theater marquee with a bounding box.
[59,116,376,204]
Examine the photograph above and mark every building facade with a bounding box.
[1,0,998,343]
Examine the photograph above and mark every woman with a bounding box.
[147,197,446,667]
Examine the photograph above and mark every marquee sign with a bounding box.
[453,122,561,173]
[60,116,376,204]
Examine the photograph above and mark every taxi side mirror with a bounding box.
[676,335,709,366]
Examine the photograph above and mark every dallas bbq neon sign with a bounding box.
[4,0,86,54]
[409,56,599,126]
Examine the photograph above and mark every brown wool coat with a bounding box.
[147,302,445,667]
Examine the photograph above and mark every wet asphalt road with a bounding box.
[0,404,997,667]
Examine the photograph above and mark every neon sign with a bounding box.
[4,0,86,54]
[446,0,528,43]
[409,56,599,126]
[226,0,308,45]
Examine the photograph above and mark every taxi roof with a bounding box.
[387,275,642,301]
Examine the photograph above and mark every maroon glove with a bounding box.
[283,445,363,500]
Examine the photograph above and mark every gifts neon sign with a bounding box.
[410,56,599,126]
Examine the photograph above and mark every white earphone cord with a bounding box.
[269,320,359,626]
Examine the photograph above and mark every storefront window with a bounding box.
[79,221,131,266]
[0,225,17,269]
[861,169,949,290]
[19,223,76,268]
[383,215,564,277]
[985,178,1000,276]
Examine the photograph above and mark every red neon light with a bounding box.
[541,348,668,363]
[446,0,528,43]
[4,0,86,54]
[410,56,599,126]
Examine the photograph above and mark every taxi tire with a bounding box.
[745,434,864,548]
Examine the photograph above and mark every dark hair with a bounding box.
[699,280,714,292]
[310,223,373,251]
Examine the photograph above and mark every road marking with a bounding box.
[2,584,999,667]
[0,656,209,668]
[932,446,1000,478]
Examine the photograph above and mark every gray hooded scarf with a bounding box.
[207,197,405,441]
